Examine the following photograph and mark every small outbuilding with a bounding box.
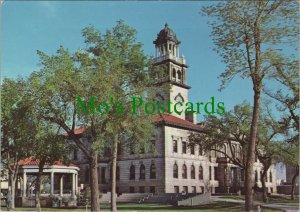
[16,157,79,207]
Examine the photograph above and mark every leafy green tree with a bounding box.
[78,21,162,211]
[189,103,284,202]
[202,1,298,210]
[1,78,34,209]
[280,143,299,200]
[255,106,283,202]
[30,123,70,212]
[30,21,163,211]
[264,59,299,199]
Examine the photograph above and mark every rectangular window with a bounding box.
[129,186,135,193]
[182,142,187,154]
[150,186,155,194]
[174,186,179,193]
[241,169,245,181]
[117,143,122,155]
[139,186,145,193]
[130,143,134,155]
[183,186,188,194]
[85,166,90,184]
[209,166,212,180]
[150,140,156,153]
[73,149,78,160]
[173,140,178,153]
[214,167,218,181]
[101,167,106,184]
[200,186,204,193]
[192,186,196,193]
[190,143,195,155]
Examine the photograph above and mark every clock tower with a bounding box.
[153,24,192,121]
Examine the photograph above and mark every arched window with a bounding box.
[172,68,176,80]
[269,171,273,183]
[177,70,182,82]
[199,165,203,180]
[255,170,258,182]
[116,166,120,181]
[173,163,178,178]
[191,165,195,179]
[199,145,203,156]
[129,165,135,180]
[140,164,145,180]
[182,164,187,179]
[150,163,156,179]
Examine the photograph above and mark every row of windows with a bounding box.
[172,68,183,83]
[129,186,156,194]
[172,141,243,160]
[129,164,156,180]
[173,141,202,155]
[173,164,217,180]
[174,185,203,194]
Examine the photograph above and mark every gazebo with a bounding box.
[16,157,79,207]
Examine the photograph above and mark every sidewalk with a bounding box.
[212,196,299,212]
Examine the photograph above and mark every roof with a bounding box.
[18,157,78,167]
[153,23,181,45]
[64,114,204,137]
[153,113,204,132]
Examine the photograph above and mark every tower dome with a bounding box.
[153,23,181,45]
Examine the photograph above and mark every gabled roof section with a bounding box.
[153,113,204,132]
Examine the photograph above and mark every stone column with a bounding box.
[72,173,75,196]
[50,172,54,195]
[22,172,27,197]
[59,175,64,196]
[75,174,78,195]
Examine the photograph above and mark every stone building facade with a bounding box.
[73,24,278,195]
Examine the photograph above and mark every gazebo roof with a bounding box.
[18,157,78,167]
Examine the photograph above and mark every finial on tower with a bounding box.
[165,23,168,28]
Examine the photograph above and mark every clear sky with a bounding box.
[2,1,255,117]
[1,1,289,179]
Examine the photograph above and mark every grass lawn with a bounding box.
[1,202,282,211]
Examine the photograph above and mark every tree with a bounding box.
[1,78,34,209]
[264,59,299,199]
[30,21,163,211]
[202,1,298,210]
[189,103,283,202]
[78,21,163,211]
[255,107,283,202]
[30,123,70,212]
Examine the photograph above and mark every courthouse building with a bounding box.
[73,24,278,195]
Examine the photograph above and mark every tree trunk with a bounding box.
[36,159,46,212]
[89,152,100,211]
[111,138,118,212]
[261,170,268,203]
[291,165,299,200]
[10,172,17,209]
[245,91,261,212]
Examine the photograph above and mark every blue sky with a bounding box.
[2,1,289,180]
[2,1,255,118]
